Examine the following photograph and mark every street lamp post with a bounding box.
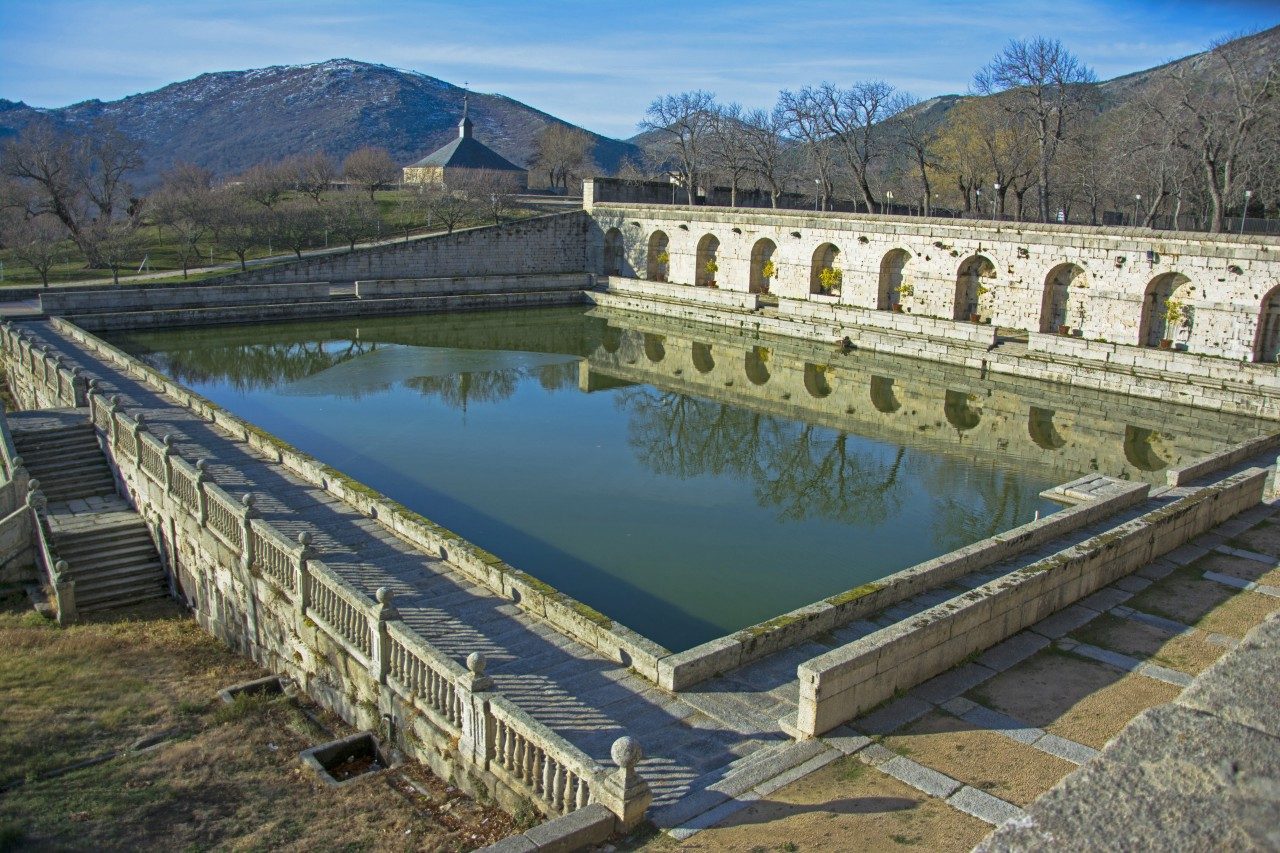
[975,187,982,218]
[992,183,1000,218]
[1241,190,1252,236]
[885,190,893,215]
[814,179,821,212]
[1133,194,1142,227]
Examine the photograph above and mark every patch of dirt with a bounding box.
[1068,614,1225,675]
[1197,551,1280,586]
[1226,520,1280,558]
[884,711,1075,807]
[327,752,384,781]
[1125,563,1277,638]
[967,650,1180,750]
[624,755,988,852]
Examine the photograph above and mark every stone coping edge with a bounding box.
[46,316,675,683]
[656,478,1151,691]
[1166,431,1280,486]
[479,802,616,852]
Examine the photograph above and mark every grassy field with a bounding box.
[0,190,556,288]
[0,589,518,851]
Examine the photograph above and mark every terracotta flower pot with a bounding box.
[1159,339,1173,350]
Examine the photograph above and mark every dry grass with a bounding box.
[0,590,515,851]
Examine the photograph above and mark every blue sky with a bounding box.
[1,0,1276,138]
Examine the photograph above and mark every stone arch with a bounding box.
[1255,284,1280,363]
[955,255,996,321]
[643,333,666,363]
[646,230,670,281]
[692,342,715,373]
[603,227,625,276]
[944,390,981,432]
[810,243,841,295]
[601,326,622,354]
[745,346,771,385]
[877,249,911,310]
[803,363,832,398]
[1028,406,1066,450]
[695,234,720,286]
[1123,425,1171,472]
[1138,273,1192,347]
[1041,263,1084,333]
[749,238,778,294]
[870,376,901,413]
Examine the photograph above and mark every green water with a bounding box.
[112,307,1256,651]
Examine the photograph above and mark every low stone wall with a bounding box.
[1167,432,1280,487]
[44,317,672,682]
[656,480,1151,691]
[602,276,762,311]
[1026,332,1280,389]
[794,466,1268,737]
[40,282,333,316]
[781,297,999,347]
[356,273,587,299]
[205,212,590,286]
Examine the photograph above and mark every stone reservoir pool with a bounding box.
[111,307,1266,651]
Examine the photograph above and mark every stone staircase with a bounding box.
[9,410,168,614]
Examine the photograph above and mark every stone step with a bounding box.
[73,565,166,600]
[59,545,161,575]
[18,443,104,459]
[54,521,150,544]
[60,560,165,586]
[57,536,156,563]
[77,581,169,613]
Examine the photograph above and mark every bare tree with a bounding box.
[819,81,897,211]
[638,91,717,204]
[1,215,68,287]
[974,37,1097,222]
[1,118,142,266]
[703,103,756,207]
[324,193,381,250]
[84,219,142,285]
[887,94,938,216]
[740,107,794,207]
[269,201,324,259]
[462,170,522,224]
[235,161,291,210]
[415,183,476,234]
[342,146,400,200]
[1150,35,1278,232]
[208,188,266,271]
[150,163,214,278]
[777,87,837,210]
[531,125,595,191]
[289,152,339,204]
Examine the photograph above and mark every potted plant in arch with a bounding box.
[704,259,719,287]
[1160,298,1186,349]
[655,250,670,282]
[894,280,913,312]
[818,266,842,297]
[760,258,777,293]
[972,282,990,322]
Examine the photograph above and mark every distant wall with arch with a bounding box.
[585,196,1280,362]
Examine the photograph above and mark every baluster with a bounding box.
[542,755,555,801]
[577,777,590,809]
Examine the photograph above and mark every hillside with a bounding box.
[0,59,640,187]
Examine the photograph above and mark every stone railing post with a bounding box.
[294,532,314,616]
[161,435,175,493]
[369,586,398,683]
[6,456,28,515]
[239,493,258,572]
[130,413,147,466]
[72,368,88,407]
[52,356,66,403]
[457,652,495,768]
[597,736,652,831]
[52,559,77,626]
[194,460,210,526]
[106,395,121,449]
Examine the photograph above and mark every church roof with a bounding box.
[406,135,526,172]
[406,102,526,173]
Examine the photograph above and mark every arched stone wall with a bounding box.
[955,256,996,322]
[692,341,715,373]
[1139,272,1192,348]
[878,249,911,311]
[811,243,841,296]
[696,234,720,287]
[1255,284,1280,363]
[1041,263,1084,333]
[603,228,625,276]
[749,238,778,294]
[646,230,670,281]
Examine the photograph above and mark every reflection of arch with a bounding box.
[944,390,981,432]
[601,326,622,354]
[1254,284,1280,362]
[869,376,901,413]
[695,234,720,286]
[645,230,670,281]
[803,363,832,398]
[810,243,840,294]
[1028,406,1066,450]
[745,346,771,385]
[603,227,625,276]
[1139,272,1192,347]
[643,333,666,363]
[955,255,996,321]
[749,238,777,294]
[1124,425,1171,471]
[1041,263,1084,333]
[692,342,715,373]
[878,249,910,310]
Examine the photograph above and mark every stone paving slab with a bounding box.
[881,755,963,799]
[1177,613,1280,739]
[948,785,1026,826]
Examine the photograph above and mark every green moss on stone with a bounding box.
[826,582,886,607]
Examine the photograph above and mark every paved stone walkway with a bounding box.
[14,318,1275,837]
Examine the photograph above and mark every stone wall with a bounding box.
[586,198,1280,362]
[203,212,591,286]
[794,467,1268,737]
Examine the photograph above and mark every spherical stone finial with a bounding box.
[55,560,68,574]
[297,531,312,547]
[375,586,393,605]
[11,455,23,468]
[27,478,40,492]
[110,395,121,407]
[135,413,146,427]
[88,378,99,390]
[195,459,208,472]
[163,434,174,448]
[611,736,642,769]
[466,652,487,676]
[241,492,255,508]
